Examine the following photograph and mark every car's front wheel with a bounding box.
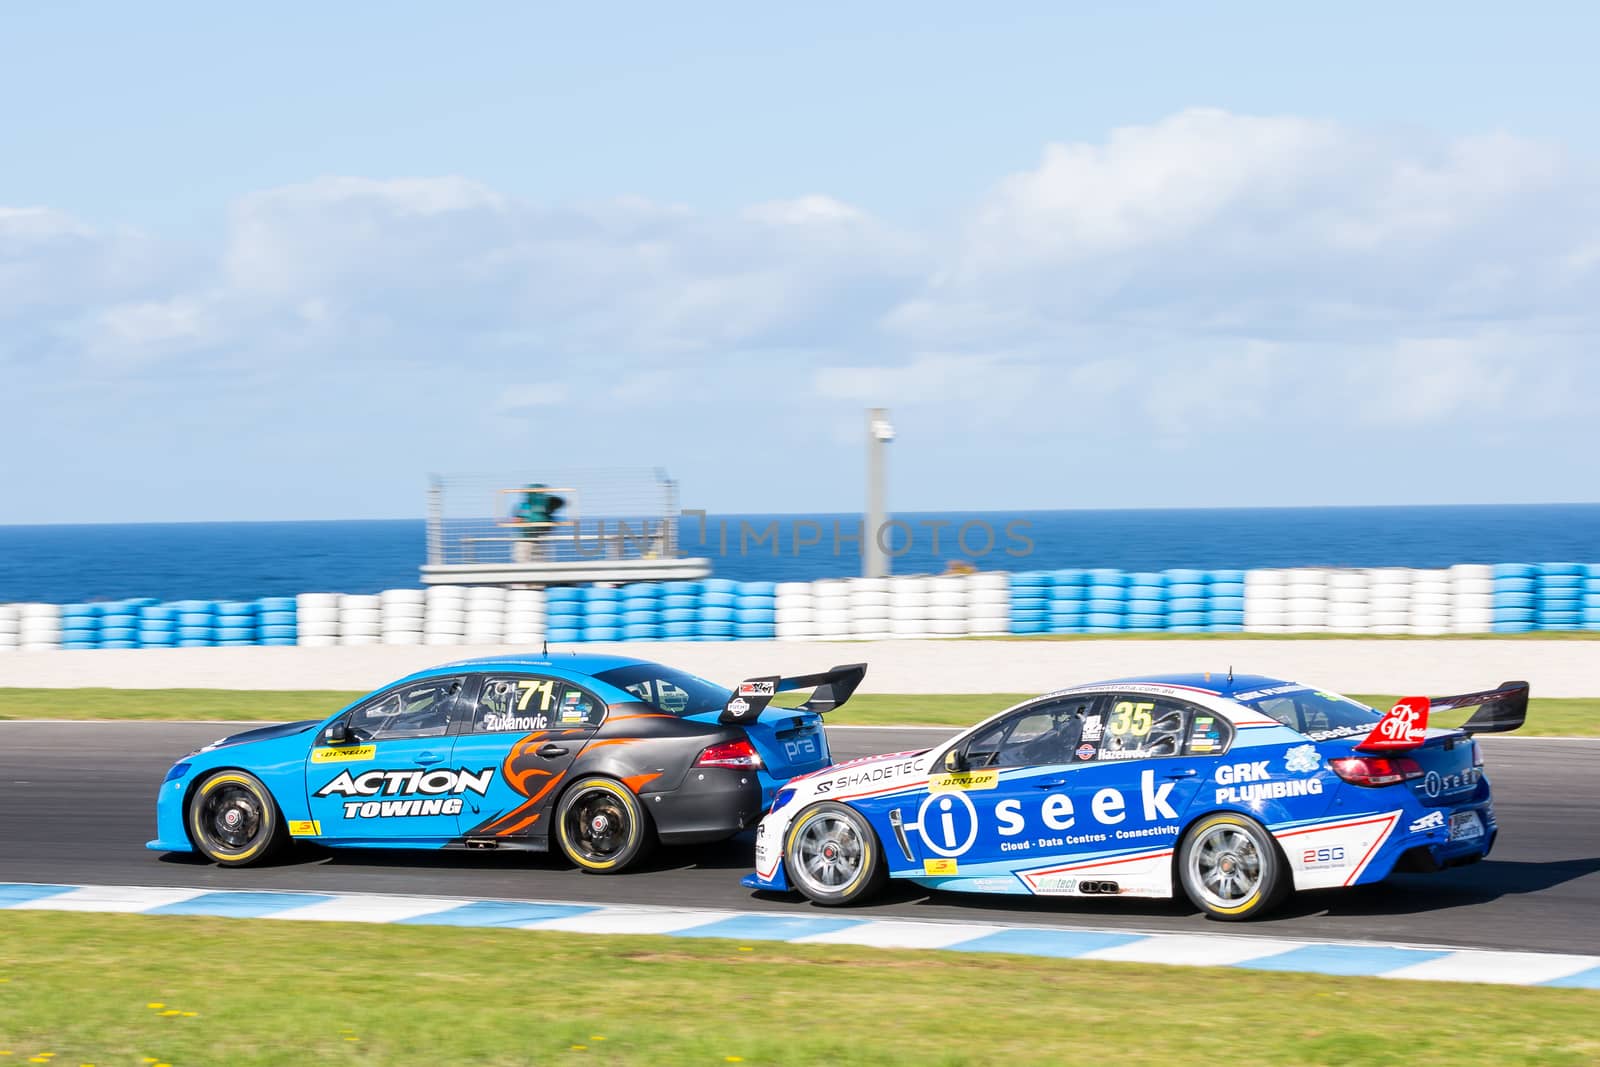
[783,802,887,906]
[186,770,285,867]
[1177,812,1287,920]
[554,777,655,873]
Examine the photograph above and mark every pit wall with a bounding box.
[0,563,1595,652]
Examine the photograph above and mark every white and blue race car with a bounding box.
[742,673,1528,919]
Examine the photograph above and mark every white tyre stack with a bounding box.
[1244,569,1289,633]
[463,586,508,645]
[927,575,969,636]
[966,573,1011,635]
[0,604,21,653]
[848,578,890,638]
[503,589,547,646]
[1285,568,1329,632]
[16,603,62,651]
[338,594,382,646]
[379,589,426,645]
[1408,568,1453,635]
[810,579,852,640]
[774,582,815,640]
[1326,569,1371,633]
[423,585,467,646]
[1366,568,1414,634]
[296,593,341,647]
[1450,564,1494,634]
[888,576,931,638]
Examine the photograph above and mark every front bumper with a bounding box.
[146,774,195,853]
[740,813,793,891]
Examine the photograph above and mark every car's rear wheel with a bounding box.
[784,802,887,906]
[1178,812,1287,921]
[555,777,655,873]
[187,770,285,867]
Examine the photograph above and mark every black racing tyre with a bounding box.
[783,801,888,907]
[554,777,655,874]
[186,770,286,867]
[1177,812,1288,921]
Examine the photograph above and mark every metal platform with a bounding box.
[420,556,712,587]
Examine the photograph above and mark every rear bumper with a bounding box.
[647,768,763,845]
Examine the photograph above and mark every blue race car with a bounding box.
[151,654,864,873]
[743,673,1527,919]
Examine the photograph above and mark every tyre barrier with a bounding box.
[5,561,1598,650]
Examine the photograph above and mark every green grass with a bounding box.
[1,688,1595,736]
[0,912,1596,1066]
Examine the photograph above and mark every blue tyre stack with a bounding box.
[733,581,777,639]
[1125,572,1169,632]
[173,600,217,647]
[1536,563,1584,632]
[1586,565,1600,632]
[1490,563,1537,633]
[1047,570,1087,633]
[99,598,148,649]
[1084,569,1127,632]
[1163,569,1210,633]
[581,586,622,642]
[215,601,259,646]
[658,580,702,641]
[257,597,298,646]
[697,579,738,640]
[1007,572,1051,634]
[618,582,663,642]
[139,603,179,648]
[60,604,101,650]
[544,588,584,644]
[1206,570,1246,631]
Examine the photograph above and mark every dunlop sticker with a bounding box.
[928,769,999,792]
[311,745,376,764]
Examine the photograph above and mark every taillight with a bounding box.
[694,739,762,770]
[1471,740,1484,768]
[1329,755,1424,787]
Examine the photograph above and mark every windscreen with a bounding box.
[1234,685,1383,741]
[592,664,731,717]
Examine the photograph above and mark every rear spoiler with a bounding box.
[718,663,867,726]
[1355,680,1529,752]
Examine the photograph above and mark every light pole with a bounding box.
[864,407,894,578]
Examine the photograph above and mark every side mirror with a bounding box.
[323,721,352,745]
[943,747,967,772]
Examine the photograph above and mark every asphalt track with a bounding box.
[3,722,1597,956]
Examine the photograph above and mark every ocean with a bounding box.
[1,504,1597,603]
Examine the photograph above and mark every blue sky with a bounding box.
[4,3,1598,522]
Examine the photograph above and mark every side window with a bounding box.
[350,677,463,741]
[1186,709,1233,756]
[474,676,559,732]
[1099,695,1191,760]
[964,696,1101,768]
[472,676,606,732]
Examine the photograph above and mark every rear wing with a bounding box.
[1355,680,1529,752]
[718,663,867,726]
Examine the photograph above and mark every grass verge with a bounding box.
[1,912,1597,1066]
[0,688,1595,736]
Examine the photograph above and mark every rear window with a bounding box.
[592,664,731,716]
[1235,685,1382,740]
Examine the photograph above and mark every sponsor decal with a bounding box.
[1423,768,1480,798]
[1361,697,1428,750]
[739,680,776,697]
[1300,845,1347,869]
[812,756,926,796]
[1233,684,1307,701]
[1190,738,1218,753]
[726,697,751,718]
[928,769,999,792]
[1075,742,1097,761]
[479,712,548,732]
[923,858,959,876]
[1080,715,1104,742]
[1409,810,1446,833]
[316,766,495,819]
[1098,746,1150,761]
[311,745,376,764]
[1283,744,1322,774]
[1307,724,1369,741]
[287,820,322,836]
[782,734,819,760]
[557,690,587,723]
[1214,758,1324,803]
[1033,875,1078,893]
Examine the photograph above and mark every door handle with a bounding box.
[1033,779,1069,789]
[415,752,444,765]
[1163,768,1199,779]
[537,744,569,758]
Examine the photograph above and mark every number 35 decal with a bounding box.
[1109,701,1153,737]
